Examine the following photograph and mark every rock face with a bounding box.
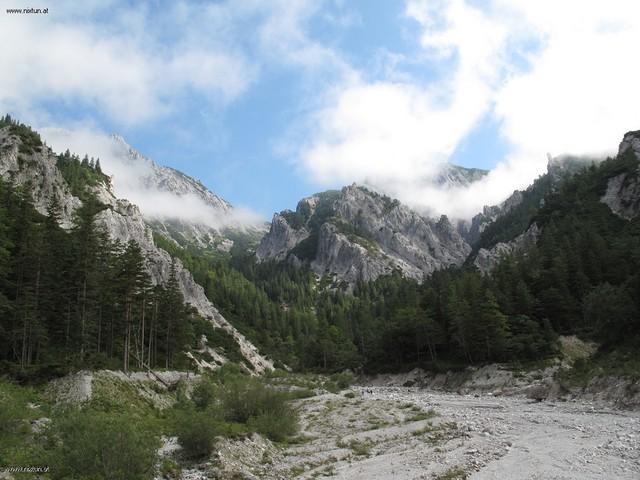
[432,163,488,187]
[0,126,272,373]
[463,190,524,245]
[618,130,640,159]
[0,128,81,228]
[108,135,266,251]
[473,223,541,274]
[601,130,640,220]
[257,184,471,285]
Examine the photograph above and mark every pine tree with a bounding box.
[476,290,510,361]
[118,240,148,372]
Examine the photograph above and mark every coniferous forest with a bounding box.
[1,115,639,379]
[0,116,239,377]
[155,149,640,373]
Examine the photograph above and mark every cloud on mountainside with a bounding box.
[297,0,640,218]
[41,127,263,229]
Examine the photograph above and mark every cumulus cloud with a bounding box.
[298,0,640,218]
[0,1,270,124]
[41,127,264,229]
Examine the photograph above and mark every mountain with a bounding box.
[465,155,604,273]
[431,163,488,187]
[256,183,471,286]
[0,119,272,373]
[600,130,640,220]
[255,164,489,287]
[106,134,267,251]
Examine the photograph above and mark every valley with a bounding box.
[1,119,640,480]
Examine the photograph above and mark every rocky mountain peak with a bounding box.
[257,183,471,286]
[0,125,272,373]
[618,130,640,159]
[101,134,267,251]
[432,163,489,188]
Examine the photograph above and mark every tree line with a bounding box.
[0,177,199,375]
[160,149,640,373]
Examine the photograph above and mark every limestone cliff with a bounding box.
[0,126,272,373]
[601,130,640,220]
[257,185,470,286]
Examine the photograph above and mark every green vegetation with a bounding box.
[51,411,160,480]
[153,147,640,375]
[56,149,110,201]
[470,156,594,253]
[4,117,638,379]
[171,369,300,458]
[0,177,221,376]
[557,343,640,388]
[436,467,468,480]
[0,364,302,478]
[1,114,43,155]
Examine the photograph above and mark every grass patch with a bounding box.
[436,466,469,480]
[406,408,437,422]
[348,439,372,457]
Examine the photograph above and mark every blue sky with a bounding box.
[2,0,639,220]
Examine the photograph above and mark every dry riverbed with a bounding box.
[201,386,640,480]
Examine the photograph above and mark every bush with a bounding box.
[219,376,298,441]
[51,411,159,480]
[248,411,297,442]
[173,409,221,459]
[191,377,218,410]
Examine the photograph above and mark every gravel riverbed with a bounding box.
[210,386,640,479]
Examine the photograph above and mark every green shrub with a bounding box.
[173,409,220,459]
[219,376,298,441]
[248,411,297,442]
[191,377,218,410]
[51,411,159,480]
[329,372,354,390]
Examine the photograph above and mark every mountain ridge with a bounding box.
[0,121,273,373]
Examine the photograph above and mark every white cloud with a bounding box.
[0,1,257,124]
[41,127,264,229]
[298,0,640,218]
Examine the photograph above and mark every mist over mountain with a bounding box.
[42,128,267,250]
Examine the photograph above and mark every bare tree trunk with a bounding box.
[80,277,87,360]
[140,294,145,368]
[97,306,102,354]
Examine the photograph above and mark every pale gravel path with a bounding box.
[261,387,640,479]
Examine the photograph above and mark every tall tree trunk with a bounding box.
[80,276,87,360]
[97,306,102,354]
[140,294,145,368]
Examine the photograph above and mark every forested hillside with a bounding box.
[157,148,640,373]
[0,116,242,377]
[1,114,639,378]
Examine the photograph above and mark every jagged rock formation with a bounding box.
[107,135,267,251]
[257,184,471,285]
[431,164,488,187]
[465,155,601,273]
[463,190,524,245]
[601,131,640,220]
[618,130,640,159]
[473,223,540,274]
[0,126,272,373]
